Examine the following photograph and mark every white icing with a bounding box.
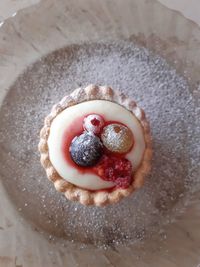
[48,100,145,190]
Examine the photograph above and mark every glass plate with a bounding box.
[0,0,200,266]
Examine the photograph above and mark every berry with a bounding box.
[70,132,103,167]
[83,114,104,134]
[95,155,132,188]
[101,124,134,153]
[115,176,132,189]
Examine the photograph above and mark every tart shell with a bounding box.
[38,85,152,206]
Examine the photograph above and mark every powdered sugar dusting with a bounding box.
[83,114,104,134]
[70,132,103,167]
[0,41,199,247]
[101,123,134,153]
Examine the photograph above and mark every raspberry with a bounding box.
[95,155,133,188]
[115,176,132,189]
[105,167,114,179]
[115,158,132,174]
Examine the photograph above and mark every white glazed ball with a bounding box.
[83,114,104,134]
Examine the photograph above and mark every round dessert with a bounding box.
[39,85,152,206]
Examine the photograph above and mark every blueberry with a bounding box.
[70,132,103,167]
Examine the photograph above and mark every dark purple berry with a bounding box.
[70,132,103,167]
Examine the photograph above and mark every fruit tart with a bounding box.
[38,85,152,206]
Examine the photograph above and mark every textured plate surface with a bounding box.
[0,1,200,267]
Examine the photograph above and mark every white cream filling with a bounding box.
[48,100,145,190]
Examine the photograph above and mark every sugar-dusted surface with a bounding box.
[70,132,103,167]
[101,124,134,154]
[0,41,199,246]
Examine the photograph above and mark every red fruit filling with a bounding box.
[94,155,133,188]
[91,118,100,126]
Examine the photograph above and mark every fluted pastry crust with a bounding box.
[38,85,152,206]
